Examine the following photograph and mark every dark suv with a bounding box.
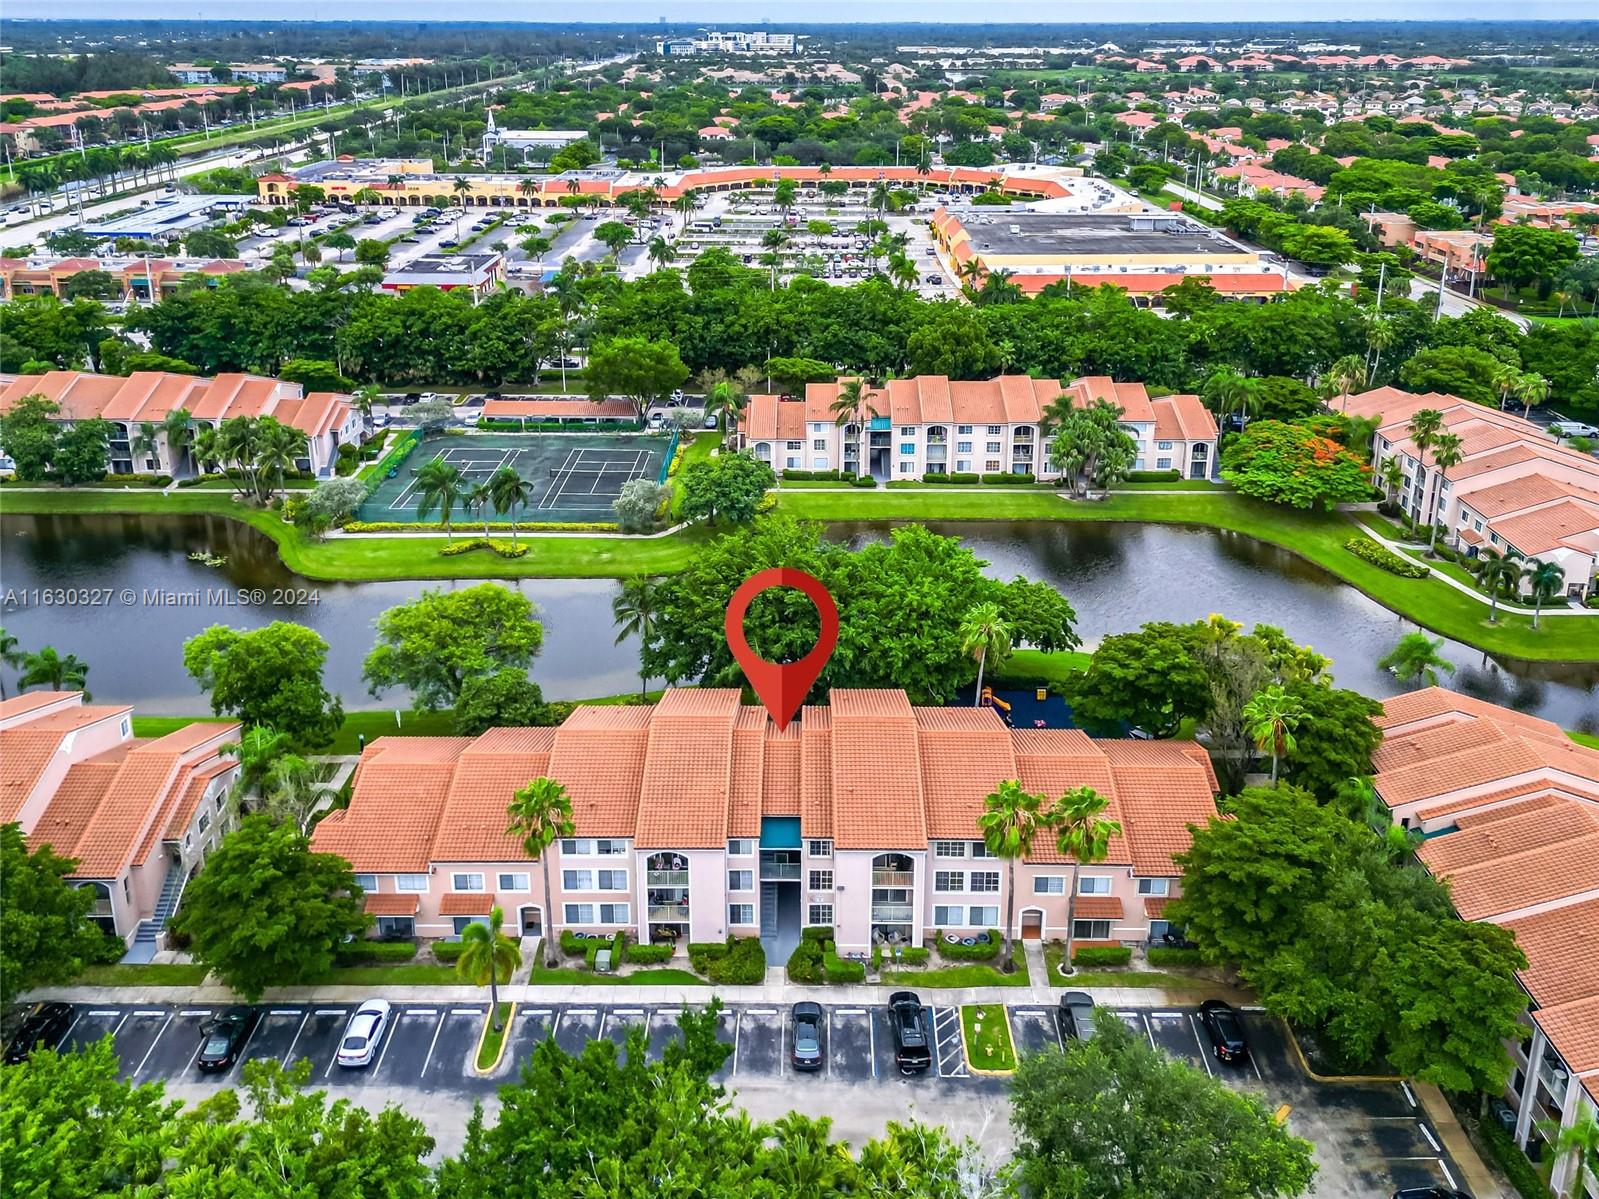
[1198,999,1249,1064]
[889,991,931,1074]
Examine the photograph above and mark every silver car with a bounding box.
[335,1000,392,1068]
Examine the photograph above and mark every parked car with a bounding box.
[791,1002,824,1071]
[1197,999,1249,1064]
[647,411,666,430]
[335,1000,392,1068]
[889,991,931,1074]
[196,1005,261,1072]
[3,1002,73,1064]
[1391,1190,1471,1199]
[1057,991,1096,1041]
[1550,420,1599,439]
[703,410,719,430]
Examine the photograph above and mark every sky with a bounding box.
[3,1,1595,20]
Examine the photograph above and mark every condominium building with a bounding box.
[0,693,240,953]
[0,369,360,478]
[1374,689,1599,1197]
[309,688,1219,956]
[738,374,1219,481]
[170,63,288,85]
[1,256,248,303]
[1349,386,1599,599]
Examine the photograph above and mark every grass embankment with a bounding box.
[1041,943,1211,989]
[961,1004,1018,1072]
[527,966,707,986]
[883,945,1030,988]
[1570,730,1599,750]
[133,709,458,751]
[75,964,210,986]
[322,964,463,985]
[476,1003,514,1071]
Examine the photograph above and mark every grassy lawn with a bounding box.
[1570,730,1599,750]
[76,963,210,986]
[883,945,1030,988]
[993,649,1091,685]
[527,966,708,985]
[133,709,459,751]
[669,433,720,521]
[322,964,463,985]
[476,1003,513,1070]
[1041,944,1210,989]
[961,1004,1018,1072]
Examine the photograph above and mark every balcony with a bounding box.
[760,861,801,881]
[872,869,914,887]
[871,904,914,922]
[648,904,691,922]
[647,870,689,887]
[1012,446,1034,461]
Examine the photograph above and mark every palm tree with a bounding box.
[221,723,294,815]
[1326,353,1367,414]
[1514,371,1549,419]
[646,235,675,271]
[1049,786,1121,976]
[1538,1109,1599,1199]
[456,905,522,1032]
[1527,559,1567,629]
[1377,632,1456,689]
[414,459,466,539]
[130,422,160,471]
[702,379,746,443]
[1365,316,1396,382]
[830,378,875,479]
[1491,361,1521,411]
[0,627,25,699]
[258,754,339,833]
[977,779,1047,974]
[958,602,1012,707]
[351,385,381,434]
[1406,408,1444,527]
[760,228,790,290]
[1200,368,1258,431]
[18,646,91,697]
[673,190,697,230]
[868,181,897,219]
[548,271,586,393]
[611,575,660,700]
[255,421,308,502]
[469,480,495,539]
[487,466,532,543]
[161,407,194,477]
[1426,431,1463,555]
[1478,549,1525,622]
[1380,455,1405,503]
[1242,684,1305,786]
[193,426,223,476]
[506,777,576,968]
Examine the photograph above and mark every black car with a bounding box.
[3,1002,73,1064]
[196,1006,260,1073]
[1198,999,1249,1064]
[889,991,931,1074]
[791,1002,823,1071]
[1058,991,1096,1041]
[1391,1190,1471,1199]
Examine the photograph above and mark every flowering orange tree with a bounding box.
[1221,419,1373,510]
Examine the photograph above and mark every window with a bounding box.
[1136,878,1170,896]
[122,877,131,901]
[986,425,1002,435]
[785,440,803,450]
[1033,876,1065,894]
[808,903,834,925]
[197,812,210,834]
[1073,919,1112,940]
[899,462,913,474]
[934,871,964,892]
[728,839,754,856]
[934,904,964,925]
[786,457,800,469]
[1078,876,1111,895]
[956,459,971,472]
[728,869,753,891]
[1156,458,1171,470]
[1157,440,1173,451]
[812,438,827,450]
[1149,919,1171,940]
[970,841,992,858]
[985,460,1001,472]
[811,456,828,469]
[565,903,594,923]
[958,424,973,434]
[899,426,914,436]
[810,422,826,433]
[986,441,1002,453]
[353,874,377,892]
[119,718,131,738]
[498,872,530,892]
[397,874,429,892]
[934,841,967,858]
[598,869,627,891]
[957,440,973,453]
[900,442,915,455]
[808,839,832,857]
[563,870,592,890]
[452,916,488,936]
[452,873,485,892]
[969,905,999,926]
[599,903,628,923]
[729,903,755,925]
[808,869,834,890]
[970,871,1000,893]
[561,838,626,855]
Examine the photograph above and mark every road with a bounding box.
[1408,275,1531,329]
[41,997,1463,1196]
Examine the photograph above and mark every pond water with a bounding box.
[2,513,1595,729]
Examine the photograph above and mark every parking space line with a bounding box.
[1401,1080,1417,1108]
[87,1009,119,1017]
[374,1018,399,1075]
[566,1009,596,1017]
[1440,1160,1458,1190]
[179,1009,209,1017]
[1247,1046,1264,1083]
[1187,1014,1214,1077]
[732,1009,743,1075]
[1419,1124,1440,1153]
[182,1025,209,1074]
[406,1009,438,1017]
[60,1011,84,1045]
[1141,1013,1156,1051]
[236,1012,267,1062]
[270,1009,299,1016]
[132,1014,175,1076]
[868,1013,876,1079]
[420,1011,448,1078]
[450,1008,479,1016]
[283,1012,310,1063]
[136,1009,167,1017]
[315,1008,344,1016]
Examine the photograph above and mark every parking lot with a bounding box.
[47,999,1462,1195]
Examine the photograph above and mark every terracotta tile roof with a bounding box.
[634,689,740,849]
[1144,896,1171,918]
[1492,499,1599,556]
[26,753,126,857]
[546,706,650,839]
[759,719,800,819]
[428,732,554,862]
[1500,897,1599,1009]
[1106,750,1220,876]
[310,757,459,872]
[1151,394,1218,443]
[800,707,833,839]
[1533,995,1599,1075]
[439,892,495,916]
[829,690,926,849]
[1075,896,1124,919]
[364,892,420,916]
[1376,687,1565,738]
[915,707,1019,840]
[1418,807,1599,922]
[1417,786,1577,825]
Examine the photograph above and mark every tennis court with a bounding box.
[358,431,674,524]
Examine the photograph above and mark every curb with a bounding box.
[960,1004,1017,1077]
[1279,1015,1402,1084]
[472,1001,516,1075]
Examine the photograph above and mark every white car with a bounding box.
[1550,420,1598,439]
[335,1000,392,1068]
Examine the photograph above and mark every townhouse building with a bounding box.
[309,688,1219,958]
[738,374,1219,482]
[0,369,361,479]
[1374,689,1599,1198]
[1,256,248,303]
[1348,386,1599,599]
[0,693,240,955]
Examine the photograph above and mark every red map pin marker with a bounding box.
[724,567,839,731]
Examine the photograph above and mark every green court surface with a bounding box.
[359,431,674,524]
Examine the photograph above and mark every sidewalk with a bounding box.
[1414,1081,1510,1199]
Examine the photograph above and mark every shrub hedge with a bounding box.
[623,943,674,965]
[925,471,979,484]
[822,943,866,983]
[1124,469,1182,482]
[585,932,626,971]
[706,936,766,984]
[1146,947,1204,967]
[438,537,529,559]
[1072,945,1133,967]
[1479,1115,1551,1199]
[850,475,877,487]
[559,929,589,958]
[336,939,419,964]
[687,940,730,973]
[782,469,842,481]
[981,471,1034,484]
[787,937,824,983]
[800,926,834,942]
[1344,537,1430,578]
[935,930,1001,961]
[344,519,620,534]
[432,940,466,962]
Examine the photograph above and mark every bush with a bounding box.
[787,937,824,983]
[559,929,589,957]
[850,475,877,487]
[364,428,419,480]
[822,942,866,983]
[982,471,1033,484]
[782,469,840,481]
[1125,469,1182,482]
[896,945,931,966]
[935,930,1001,961]
[432,940,466,962]
[800,925,835,942]
[1345,537,1429,578]
[344,519,619,533]
[926,471,979,484]
[706,936,766,984]
[1146,946,1204,967]
[624,942,673,965]
[438,537,529,558]
[1072,944,1133,967]
[687,940,730,973]
[336,939,419,964]
[585,932,626,971]
[1479,1116,1551,1199]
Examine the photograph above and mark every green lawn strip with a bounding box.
[668,432,719,520]
[476,1003,513,1070]
[76,963,210,986]
[777,489,1599,662]
[1041,943,1210,989]
[321,964,465,985]
[992,649,1091,686]
[960,1004,1018,1072]
[883,946,1029,988]
[528,966,708,985]
[1570,730,1599,750]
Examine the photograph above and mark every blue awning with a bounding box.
[760,816,801,850]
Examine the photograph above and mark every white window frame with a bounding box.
[969,905,999,926]
[1073,919,1112,940]
[1136,878,1170,896]
[1033,876,1065,894]
[397,874,429,892]
[933,904,964,925]
[597,869,628,891]
[451,872,485,892]
[497,872,530,892]
[808,869,834,890]
[808,903,834,925]
[934,871,965,892]
[1078,875,1112,895]
[807,839,832,857]
[352,874,377,892]
[728,903,755,925]
[727,838,754,856]
[563,869,593,890]
[598,902,629,923]
[728,869,754,891]
[970,871,1000,893]
[933,841,967,858]
[565,903,594,924]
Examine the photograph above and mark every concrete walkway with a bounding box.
[1415,1081,1511,1199]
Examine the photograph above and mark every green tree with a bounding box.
[1221,419,1373,509]
[506,777,575,968]
[1376,631,1456,689]
[611,477,671,532]
[454,669,550,736]
[279,358,354,392]
[585,335,690,419]
[456,905,521,1031]
[0,393,60,481]
[182,623,343,747]
[17,645,91,696]
[184,228,239,259]
[1045,396,1138,496]
[1049,787,1121,974]
[977,780,1047,972]
[486,465,533,543]
[1538,1110,1599,1199]
[52,417,113,485]
[1061,622,1209,737]
[1399,345,1505,407]
[0,823,115,1006]
[364,583,544,710]
[593,220,634,257]
[1526,559,1567,629]
[677,451,776,526]
[1010,1012,1318,1199]
[0,626,23,700]
[611,575,662,700]
[171,815,368,1000]
[414,457,466,538]
[1242,684,1305,786]
[353,238,390,268]
[957,601,1011,706]
[323,230,357,261]
[1486,223,1580,298]
[1281,684,1383,799]
[1478,549,1526,622]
